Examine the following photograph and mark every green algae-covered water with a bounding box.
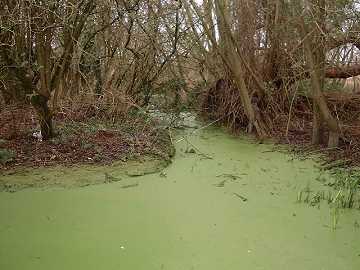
[1,127,360,270]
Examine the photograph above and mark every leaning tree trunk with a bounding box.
[299,17,340,147]
[214,0,267,137]
[188,0,267,137]
[30,94,54,140]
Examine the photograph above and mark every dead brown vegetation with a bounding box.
[201,78,360,166]
[0,102,173,170]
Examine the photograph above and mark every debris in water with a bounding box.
[214,180,227,187]
[354,221,359,229]
[216,173,244,181]
[121,183,139,189]
[185,148,196,154]
[80,183,90,187]
[104,173,122,183]
[233,193,248,202]
[182,136,213,159]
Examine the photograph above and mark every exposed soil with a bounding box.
[0,104,174,171]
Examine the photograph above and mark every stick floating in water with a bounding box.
[233,193,248,202]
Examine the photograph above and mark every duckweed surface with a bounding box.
[1,127,360,270]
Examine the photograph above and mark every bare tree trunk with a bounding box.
[94,57,103,96]
[214,0,266,136]
[263,0,283,87]
[311,0,326,145]
[203,0,216,50]
[299,16,340,147]
[312,104,324,144]
[30,94,54,140]
[184,1,219,80]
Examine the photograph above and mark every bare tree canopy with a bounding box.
[1,0,360,149]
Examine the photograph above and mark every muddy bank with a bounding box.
[0,107,175,192]
[0,106,174,170]
[0,126,174,192]
[0,156,171,193]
